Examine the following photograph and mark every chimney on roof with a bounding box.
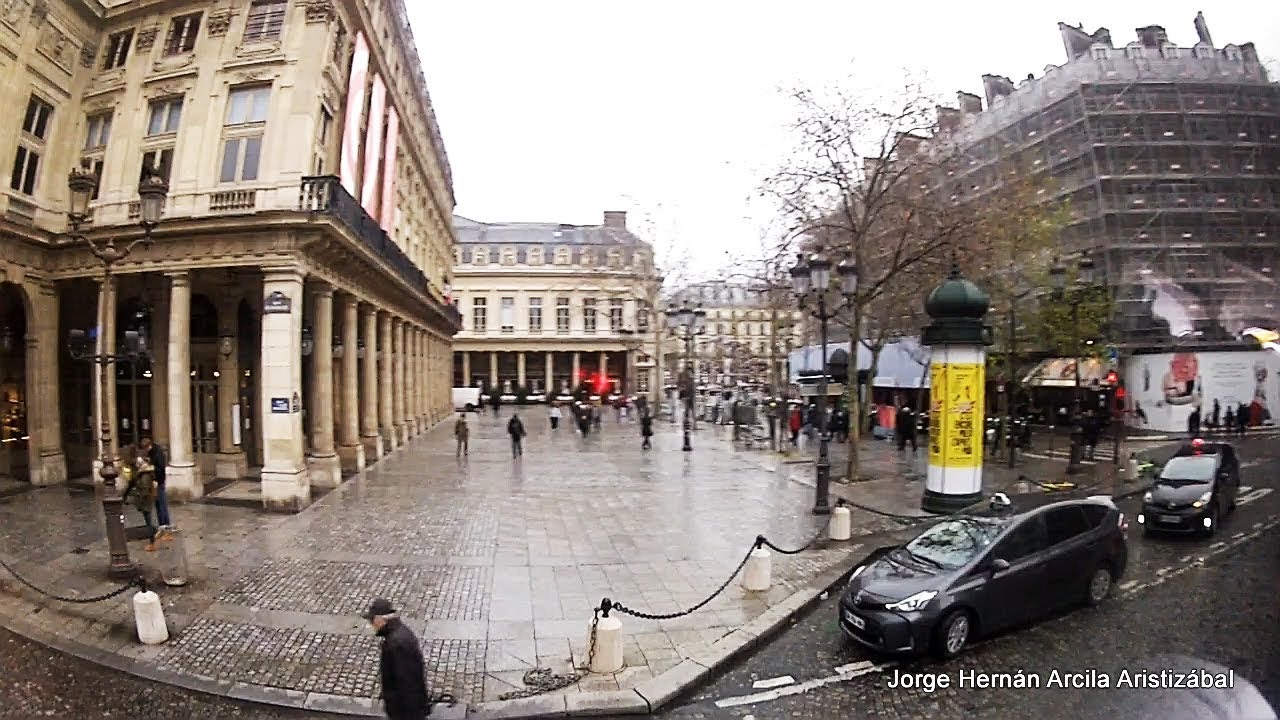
[957,91,983,114]
[1194,11,1213,47]
[1092,27,1113,46]
[603,211,627,230]
[981,74,1015,107]
[936,106,961,134]
[1136,25,1167,48]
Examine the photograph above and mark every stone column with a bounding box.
[360,305,382,459]
[165,271,199,500]
[488,351,498,390]
[215,293,247,480]
[378,312,396,450]
[599,351,608,379]
[393,319,407,444]
[307,286,341,488]
[27,281,66,486]
[415,330,427,431]
[404,325,417,438]
[461,350,470,385]
[337,293,363,471]
[149,287,170,447]
[517,351,527,388]
[571,351,580,388]
[545,351,554,397]
[259,267,309,512]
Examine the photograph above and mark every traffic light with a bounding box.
[1104,369,1119,385]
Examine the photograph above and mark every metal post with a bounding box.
[1067,303,1083,475]
[1005,300,1016,468]
[96,266,137,580]
[814,295,831,515]
[682,333,693,452]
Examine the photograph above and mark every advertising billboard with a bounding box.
[1123,350,1280,433]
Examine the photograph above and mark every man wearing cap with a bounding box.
[363,598,430,719]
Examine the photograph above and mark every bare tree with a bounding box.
[762,75,970,480]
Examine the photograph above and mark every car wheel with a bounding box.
[1084,565,1113,606]
[933,610,973,660]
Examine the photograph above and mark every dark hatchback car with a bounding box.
[839,495,1128,659]
[1138,439,1240,537]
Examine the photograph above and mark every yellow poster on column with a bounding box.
[928,363,985,468]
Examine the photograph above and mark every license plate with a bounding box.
[844,610,866,629]
[1158,514,1181,524]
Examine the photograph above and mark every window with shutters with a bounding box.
[10,96,54,196]
[164,13,202,55]
[244,0,286,42]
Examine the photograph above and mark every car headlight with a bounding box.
[1192,490,1212,508]
[1143,491,1153,503]
[885,590,938,612]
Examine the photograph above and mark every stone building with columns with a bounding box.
[450,212,663,401]
[0,0,459,510]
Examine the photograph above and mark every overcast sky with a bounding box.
[409,2,1280,278]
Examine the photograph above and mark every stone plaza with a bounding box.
[0,410,921,715]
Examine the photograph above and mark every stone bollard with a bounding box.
[829,506,852,541]
[133,590,169,645]
[1127,453,1140,480]
[742,546,772,592]
[588,613,624,674]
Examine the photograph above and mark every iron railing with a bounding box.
[300,175,428,292]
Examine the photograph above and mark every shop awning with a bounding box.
[1022,357,1114,388]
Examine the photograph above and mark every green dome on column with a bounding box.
[925,265,990,320]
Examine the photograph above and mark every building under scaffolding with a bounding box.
[929,12,1279,352]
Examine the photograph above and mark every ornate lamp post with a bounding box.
[665,301,707,452]
[790,252,858,515]
[1049,251,1096,475]
[65,165,168,580]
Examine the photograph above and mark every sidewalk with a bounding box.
[0,411,909,719]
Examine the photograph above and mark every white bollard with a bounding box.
[588,614,624,674]
[742,547,772,592]
[133,590,169,645]
[829,506,852,541]
[1127,453,1139,479]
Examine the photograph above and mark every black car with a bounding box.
[839,495,1129,659]
[1138,438,1240,537]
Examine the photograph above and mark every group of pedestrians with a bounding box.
[453,399,659,460]
[1194,398,1258,438]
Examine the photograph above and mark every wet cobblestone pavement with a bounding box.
[0,411,906,712]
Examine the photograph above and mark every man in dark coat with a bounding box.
[896,404,917,452]
[364,598,429,719]
[640,413,654,449]
[507,413,526,457]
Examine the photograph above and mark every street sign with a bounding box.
[1107,346,1119,366]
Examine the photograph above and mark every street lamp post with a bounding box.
[665,301,707,452]
[65,165,169,580]
[1049,252,1096,476]
[790,252,858,515]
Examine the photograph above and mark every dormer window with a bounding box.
[579,250,593,266]
[554,246,570,265]
[1091,46,1110,60]
[1225,46,1242,61]
[607,249,622,268]
[500,246,515,265]
[528,247,544,265]
[473,246,489,265]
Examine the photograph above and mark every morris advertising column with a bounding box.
[921,266,993,514]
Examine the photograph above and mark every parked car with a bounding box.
[839,494,1128,659]
[1138,438,1240,537]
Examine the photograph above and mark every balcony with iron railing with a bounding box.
[300,176,428,293]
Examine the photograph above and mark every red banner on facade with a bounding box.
[360,74,386,216]
[380,107,399,230]
[339,32,369,196]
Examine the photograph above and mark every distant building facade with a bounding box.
[450,211,662,400]
[927,12,1279,351]
[0,0,459,511]
[665,281,804,392]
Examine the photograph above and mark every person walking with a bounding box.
[508,413,526,457]
[454,412,469,457]
[640,413,654,449]
[491,394,502,417]
[138,436,171,547]
[896,403,918,452]
[362,598,430,720]
[788,405,802,447]
[548,403,561,430]
[1210,398,1221,433]
[122,445,160,550]
[576,403,590,437]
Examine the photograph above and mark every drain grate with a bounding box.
[71,547,89,555]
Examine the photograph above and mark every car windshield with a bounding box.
[1159,456,1217,485]
[900,517,1008,570]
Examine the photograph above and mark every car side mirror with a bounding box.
[989,558,1011,572]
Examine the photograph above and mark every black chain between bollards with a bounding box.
[498,605,602,700]
[0,556,143,604]
[609,542,758,622]
[754,521,830,555]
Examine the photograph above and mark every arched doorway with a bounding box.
[0,282,29,482]
[237,299,260,467]
[115,296,154,450]
[190,294,219,474]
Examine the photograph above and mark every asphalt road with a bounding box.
[657,453,1280,720]
[1,446,1276,720]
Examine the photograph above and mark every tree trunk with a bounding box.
[844,313,864,481]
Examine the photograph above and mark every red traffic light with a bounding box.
[1104,369,1119,385]
[1115,386,1126,399]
